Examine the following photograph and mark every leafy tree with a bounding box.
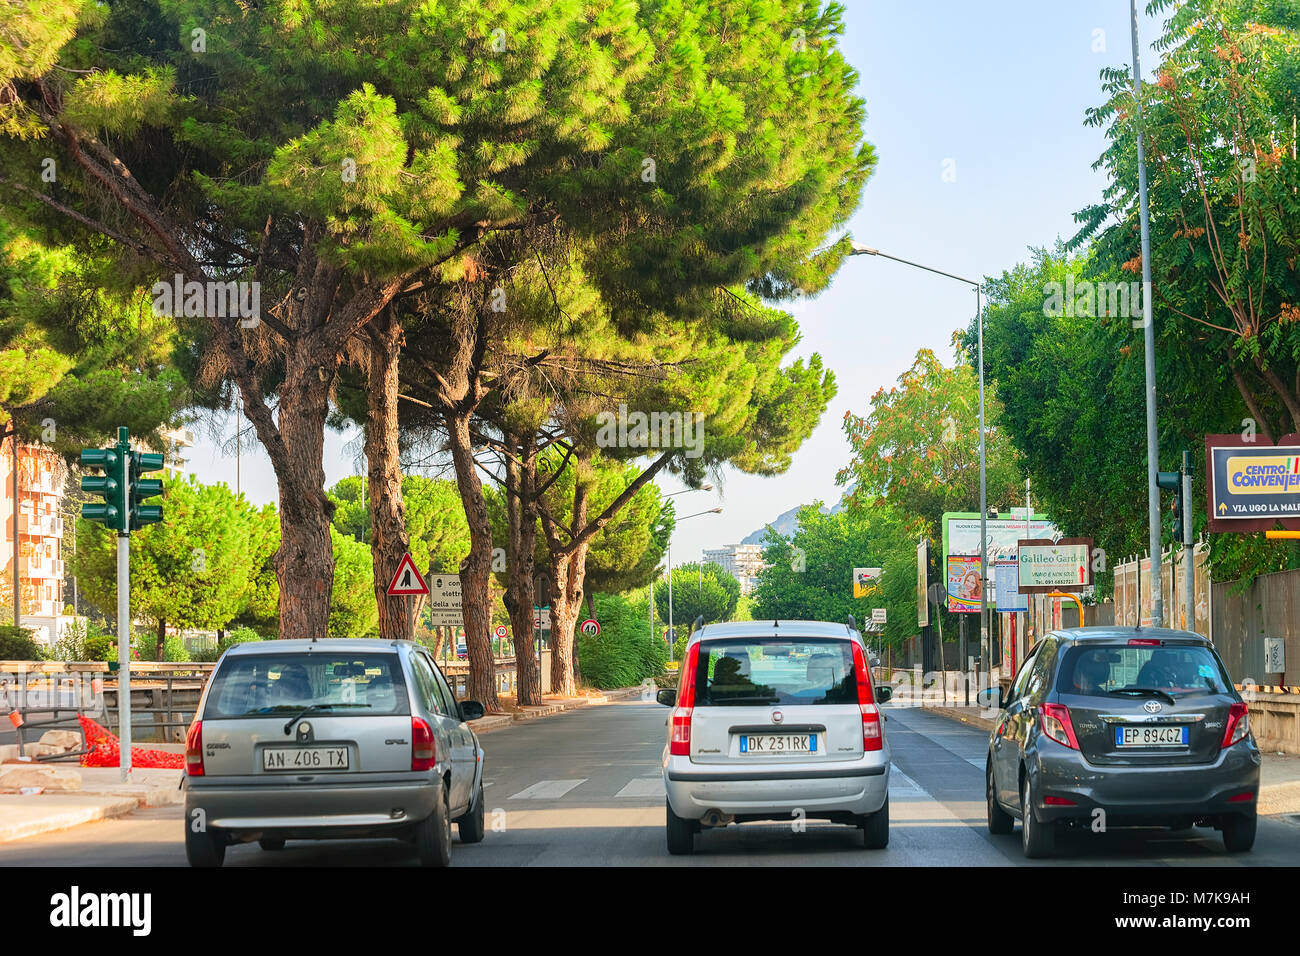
[70,475,276,655]
[328,526,378,640]
[837,344,1022,535]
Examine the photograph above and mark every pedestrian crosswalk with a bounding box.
[495,764,932,803]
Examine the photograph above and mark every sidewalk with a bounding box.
[0,685,648,843]
[918,701,1300,817]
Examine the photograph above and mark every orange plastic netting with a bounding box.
[78,715,185,769]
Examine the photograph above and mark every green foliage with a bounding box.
[217,627,264,656]
[84,631,116,663]
[328,526,379,639]
[653,561,740,629]
[161,634,190,662]
[329,474,470,574]
[50,616,115,662]
[0,624,45,660]
[577,592,666,689]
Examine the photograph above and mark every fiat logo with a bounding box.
[1143,700,1162,714]
[771,709,785,724]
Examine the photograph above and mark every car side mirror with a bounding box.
[459,700,485,721]
[655,688,677,707]
[874,685,892,703]
[975,687,1003,710]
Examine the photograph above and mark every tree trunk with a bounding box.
[365,308,411,642]
[266,347,337,640]
[446,411,502,710]
[548,483,589,697]
[155,618,165,661]
[503,438,542,705]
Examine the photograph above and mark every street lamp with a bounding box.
[652,485,715,650]
[848,242,991,682]
[666,507,723,659]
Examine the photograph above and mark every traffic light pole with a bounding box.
[116,427,132,780]
[1182,450,1194,631]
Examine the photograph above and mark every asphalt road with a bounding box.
[3,699,1298,866]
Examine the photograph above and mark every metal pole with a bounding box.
[12,435,18,628]
[117,425,131,780]
[1182,450,1194,631]
[977,283,989,685]
[1131,0,1163,626]
[667,543,674,660]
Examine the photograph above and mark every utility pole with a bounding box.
[1131,0,1164,626]
[1182,450,1194,630]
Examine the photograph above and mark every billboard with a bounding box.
[942,511,1060,608]
[1205,433,1300,532]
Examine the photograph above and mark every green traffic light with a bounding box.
[1156,470,1181,491]
[81,475,118,495]
[81,503,119,524]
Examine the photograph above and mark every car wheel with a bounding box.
[666,799,695,855]
[185,824,225,868]
[414,782,453,867]
[457,781,486,844]
[1021,775,1055,859]
[1221,812,1256,853]
[860,796,889,849]
[258,838,286,852]
[987,763,1014,835]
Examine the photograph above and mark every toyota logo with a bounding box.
[771,709,784,724]
[1143,700,1162,714]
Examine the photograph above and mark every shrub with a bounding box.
[162,635,191,662]
[0,625,45,661]
[84,632,117,662]
[217,626,264,656]
[578,594,670,689]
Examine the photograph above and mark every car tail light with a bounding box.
[1227,791,1255,803]
[1221,702,1250,748]
[670,643,699,756]
[184,721,204,777]
[411,716,437,770]
[1037,703,1080,750]
[1128,638,1161,646]
[1043,795,1077,806]
[852,643,883,752]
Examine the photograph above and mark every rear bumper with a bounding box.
[663,753,890,820]
[184,774,439,838]
[1030,738,1261,824]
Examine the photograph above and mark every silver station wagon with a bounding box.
[658,619,893,854]
[183,639,487,867]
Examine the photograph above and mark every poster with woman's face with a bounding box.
[946,555,981,613]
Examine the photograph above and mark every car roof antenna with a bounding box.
[847,613,858,633]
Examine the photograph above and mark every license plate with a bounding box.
[1115,725,1188,747]
[739,734,815,755]
[262,746,350,770]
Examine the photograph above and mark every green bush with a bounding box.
[84,632,117,662]
[162,635,191,662]
[217,626,264,656]
[0,625,45,661]
[578,594,669,689]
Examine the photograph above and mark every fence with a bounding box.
[1211,567,1299,687]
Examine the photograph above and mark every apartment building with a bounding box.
[702,543,766,595]
[1,438,68,644]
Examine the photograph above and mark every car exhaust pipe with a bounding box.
[701,808,733,828]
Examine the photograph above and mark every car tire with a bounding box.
[258,838,286,852]
[457,781,486,844]
[1221,812,1256,853]
[414,782,453,867]
[185,825,225,868]
[987,763,1014,836]
[861,796,889,849]
[1020,775,1055,859]
[666,799,695,855]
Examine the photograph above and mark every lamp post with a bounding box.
[653,485,713,651]
[665,506,722,659]
[848,242,991,677]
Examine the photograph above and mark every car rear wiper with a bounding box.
[282,704,333,734]
[1108,687,1177,705]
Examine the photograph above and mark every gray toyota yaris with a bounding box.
[986,627,1260,858]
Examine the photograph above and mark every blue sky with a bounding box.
[183,1,1167,567]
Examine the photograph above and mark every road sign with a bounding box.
[580,618,600,636]
[1205,434,1300,531]
[427,573,463,625]
[1017,538,1093,593]
[853,567,882,598]
[995,559,1027,611]
[532,606,550,629]
[870,608,886,625]
[942,511,1060,599]
[386,553,429,596]
[495,624,508,639]
[916,539,929,628]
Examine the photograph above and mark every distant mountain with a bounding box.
[739,487,853,546]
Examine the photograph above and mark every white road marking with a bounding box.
[889,766,922,793]
[615,777,666,798]
[508,778,588,800]
[965,756,985,770]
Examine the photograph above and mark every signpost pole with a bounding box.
[116,426,131,782]
[1182,450,1194,630]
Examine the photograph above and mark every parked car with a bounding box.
[183,639,487,867]
[657,619,892,855]
[986,627,1260,858]
[456,641,468,660]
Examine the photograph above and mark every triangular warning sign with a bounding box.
[386,553,429,596]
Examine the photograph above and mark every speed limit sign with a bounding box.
[579,618,600,636]
[495,624,508,639]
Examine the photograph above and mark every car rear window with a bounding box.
[203,653,409,718]
[692,638,857,706]
[1057,644,1232,699]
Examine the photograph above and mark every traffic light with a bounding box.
[80,447,126,533]
[129,451,165,530]
[1157,468,1184,542]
